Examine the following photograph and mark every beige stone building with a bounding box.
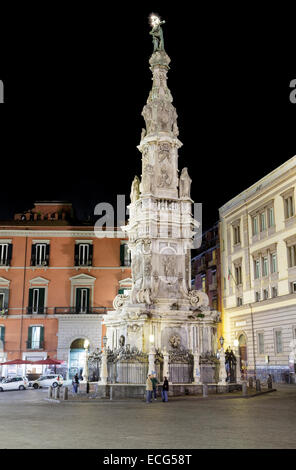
[219,156,296,383]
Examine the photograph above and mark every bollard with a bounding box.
[63,386,68,400]
[256,379,261,392]
[110,386,113,401]
[203,384,208,397]
[54,386,60,399]
[48,386,53,399]
[267,375,272,389]
[248,377,254,388]
[242,382,248,396]
[86,381,90,394]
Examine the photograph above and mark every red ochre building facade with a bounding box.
[0,202,131,379]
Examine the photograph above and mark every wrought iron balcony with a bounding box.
[54,307,107,315]
[26,340,45,350]
[27,307,48,315]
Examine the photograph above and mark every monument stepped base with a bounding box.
[93,383,242,399]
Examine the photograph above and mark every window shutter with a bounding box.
[120,244,125,266]
[27,326,32,349]
[45,244,50,266]
[74,244,79,266]
[30,244,36,266]
[0,326,5,343]
[75,288,82,313]
[7,244,13,266]
[39,288,45,314]
[86,288,90,311]
[88,244,93,266]
[28,289,33,314]
[40,326,44,348]
[3,289,9,311]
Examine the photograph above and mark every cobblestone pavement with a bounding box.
[0,385,295,449]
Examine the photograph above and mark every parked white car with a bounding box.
[0,376,29,391]
[29,374,63,389]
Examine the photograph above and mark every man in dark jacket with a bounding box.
[162,376,169,402]
[151,375,159,400]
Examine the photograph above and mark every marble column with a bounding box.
[100,349,108,385]
[163,347,169,382]
[148,348,156,375]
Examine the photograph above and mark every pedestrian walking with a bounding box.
[72,373,79,394]
[146,374,153,403]
[151,374,158,400]
[161,376,169,402]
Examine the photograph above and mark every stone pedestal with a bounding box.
[218,348,227,385]
[163,348,169,382]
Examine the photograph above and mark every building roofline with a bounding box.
[219,155,296,217]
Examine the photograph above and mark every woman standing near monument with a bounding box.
[146,374,153,403]
[161,376,169,402]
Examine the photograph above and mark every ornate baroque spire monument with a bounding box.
[102,15,221,393]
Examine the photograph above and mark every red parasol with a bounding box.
[0,359,33,365]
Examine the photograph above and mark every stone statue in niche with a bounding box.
[158,142,171,163]
[162,255,176,279]
[142,164,154,193]
[179,168,192,198]
[132,256,142,281]
[142,104,152,134]
[169,335,181,349]
[144,259,152,277]
[119,335,125,347]
[158,165,172,188]
[130,176,140,203]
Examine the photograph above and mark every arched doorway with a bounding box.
[68,338,89,381]
[238,334,247,379]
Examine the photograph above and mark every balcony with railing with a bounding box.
[27,307,48,315]
[54,307,107,315]
[26,340,45,350]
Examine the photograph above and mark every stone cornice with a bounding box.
[0,230,126,238]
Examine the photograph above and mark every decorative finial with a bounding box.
[149,13,166,52]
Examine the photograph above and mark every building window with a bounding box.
[0,325,5,345]
[263,289,269,300]
[0,293,4,311]
[75,243,93,267]
[268,207,274,227]
[235,265,242,285]
[28,288,45,314]
[237,297,243,306]
[212,297,218,310]
[233,225,241,245]
[27,326,44,350]
[275,330,283,354]
[0,243,12,266]
[270,253,277,273]
[262,256,268,277]
[201,274,206,293]
[120,243,131,267]
[272,286,278,298]
[31,243,50,267]
[260,212,266,232]
[211,269,217,284]
[252,216,258,235]
[290,281,296,294]
[288,244,296,268]
[258,333,264,354]
[254,259,260,279]
[255,291,261,302]
[75,287,90,313]
[284,195,294,219]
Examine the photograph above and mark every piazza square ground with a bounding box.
[0,384,295,449]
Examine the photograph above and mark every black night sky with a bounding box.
[0,5,295,230]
